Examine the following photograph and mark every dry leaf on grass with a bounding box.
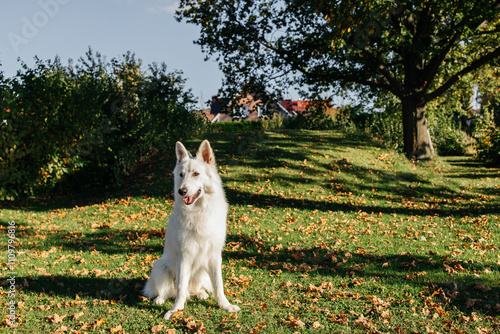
[46,314,66,324]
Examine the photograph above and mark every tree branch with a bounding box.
[425,45,500,103]
[361,49,403,97]
[421,30,464,93]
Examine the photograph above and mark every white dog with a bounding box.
[143,140,240,319]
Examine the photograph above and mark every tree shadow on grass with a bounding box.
[224,233,500,318]
[225,186,500,216]
[13,230,499,318]
[3,130,498,215]
[0,218,165,255]
[6,219,499,320]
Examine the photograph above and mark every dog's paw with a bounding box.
[154,296,166,305]
[163,310,175,320]
[195,290,209,300]
[221,304,241,313]
[163,308,183,320]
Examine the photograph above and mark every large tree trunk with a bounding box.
[401,96,434,160]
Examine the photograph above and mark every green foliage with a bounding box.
[261,113,284,130]
[346,98,404,152]
[286,103,337,130]
[361,91,474,156]
[0,50,205,201]
[427,112,473,157]
[432,126,472,156]
[475,109,500,165]
[425,91,477,157]
[178,0,500,157]
[364,110,404,152]
[211,120,263,132]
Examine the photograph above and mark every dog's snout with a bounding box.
[178,187,188,196]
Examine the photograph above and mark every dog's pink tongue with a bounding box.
[184,195,194,205]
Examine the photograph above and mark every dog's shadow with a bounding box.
[15,275,144,306]
[15,274,225,311]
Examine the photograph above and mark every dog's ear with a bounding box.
[176,141,190,162]
[197,140,215,166]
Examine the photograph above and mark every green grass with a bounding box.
[1,129,499,333]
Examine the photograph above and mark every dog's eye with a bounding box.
[180,172,184,177]
[193,172,200,177]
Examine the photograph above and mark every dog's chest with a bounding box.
[173,210,225,248]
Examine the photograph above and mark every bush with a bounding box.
[0,50,206,201]
[211,120,262,132]
[352,107,404,152]
[427,110,473,156]
[261,114,285,130]
[430,125,472,156]
[286,102,337,130]
[474,109,500,165]
[354,100,472,155]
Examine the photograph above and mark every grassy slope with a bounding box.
[1,130,499,334]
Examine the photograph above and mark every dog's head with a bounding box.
[173,140,217,206]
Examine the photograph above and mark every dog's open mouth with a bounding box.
[183,189,201,205]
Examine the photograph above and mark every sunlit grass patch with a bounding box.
[1,130,499,333]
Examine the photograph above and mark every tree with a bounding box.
[178,0,500,159]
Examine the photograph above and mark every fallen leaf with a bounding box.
[92,318,106,329]
[53,326,68,333]
[473,283,491,292]
[46,314,67,324]
[110,325,123,333]
[73,312,84,320]
[151,325,167,333]
[250,323,267,333]
[465,299,481,308]
[185,320,206,333]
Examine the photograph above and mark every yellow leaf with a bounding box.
[110,325,123,333]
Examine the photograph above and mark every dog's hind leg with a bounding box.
[143,257,176,305]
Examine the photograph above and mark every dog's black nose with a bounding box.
[178,188,187,196]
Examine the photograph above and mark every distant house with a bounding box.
[281,100,310,113]
[205,93,299,123]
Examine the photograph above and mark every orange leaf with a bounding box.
[110,325,123,333]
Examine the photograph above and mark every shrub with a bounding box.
[1,58,79,200]
[261,113,284,130]
[0,50,206,201]
[286,102,337,130]
[211,120,262,132]
[474,109,500,165]
[427,109,473,156]
[355,100,472,155]
[354,108,404,152]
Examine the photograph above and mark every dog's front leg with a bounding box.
[209,254,241,313]
[164,255,191,320]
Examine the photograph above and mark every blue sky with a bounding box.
[0,0,223,108]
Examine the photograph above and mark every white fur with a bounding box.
[143,140,240,319]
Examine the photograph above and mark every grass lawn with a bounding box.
[1,129,499,334]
